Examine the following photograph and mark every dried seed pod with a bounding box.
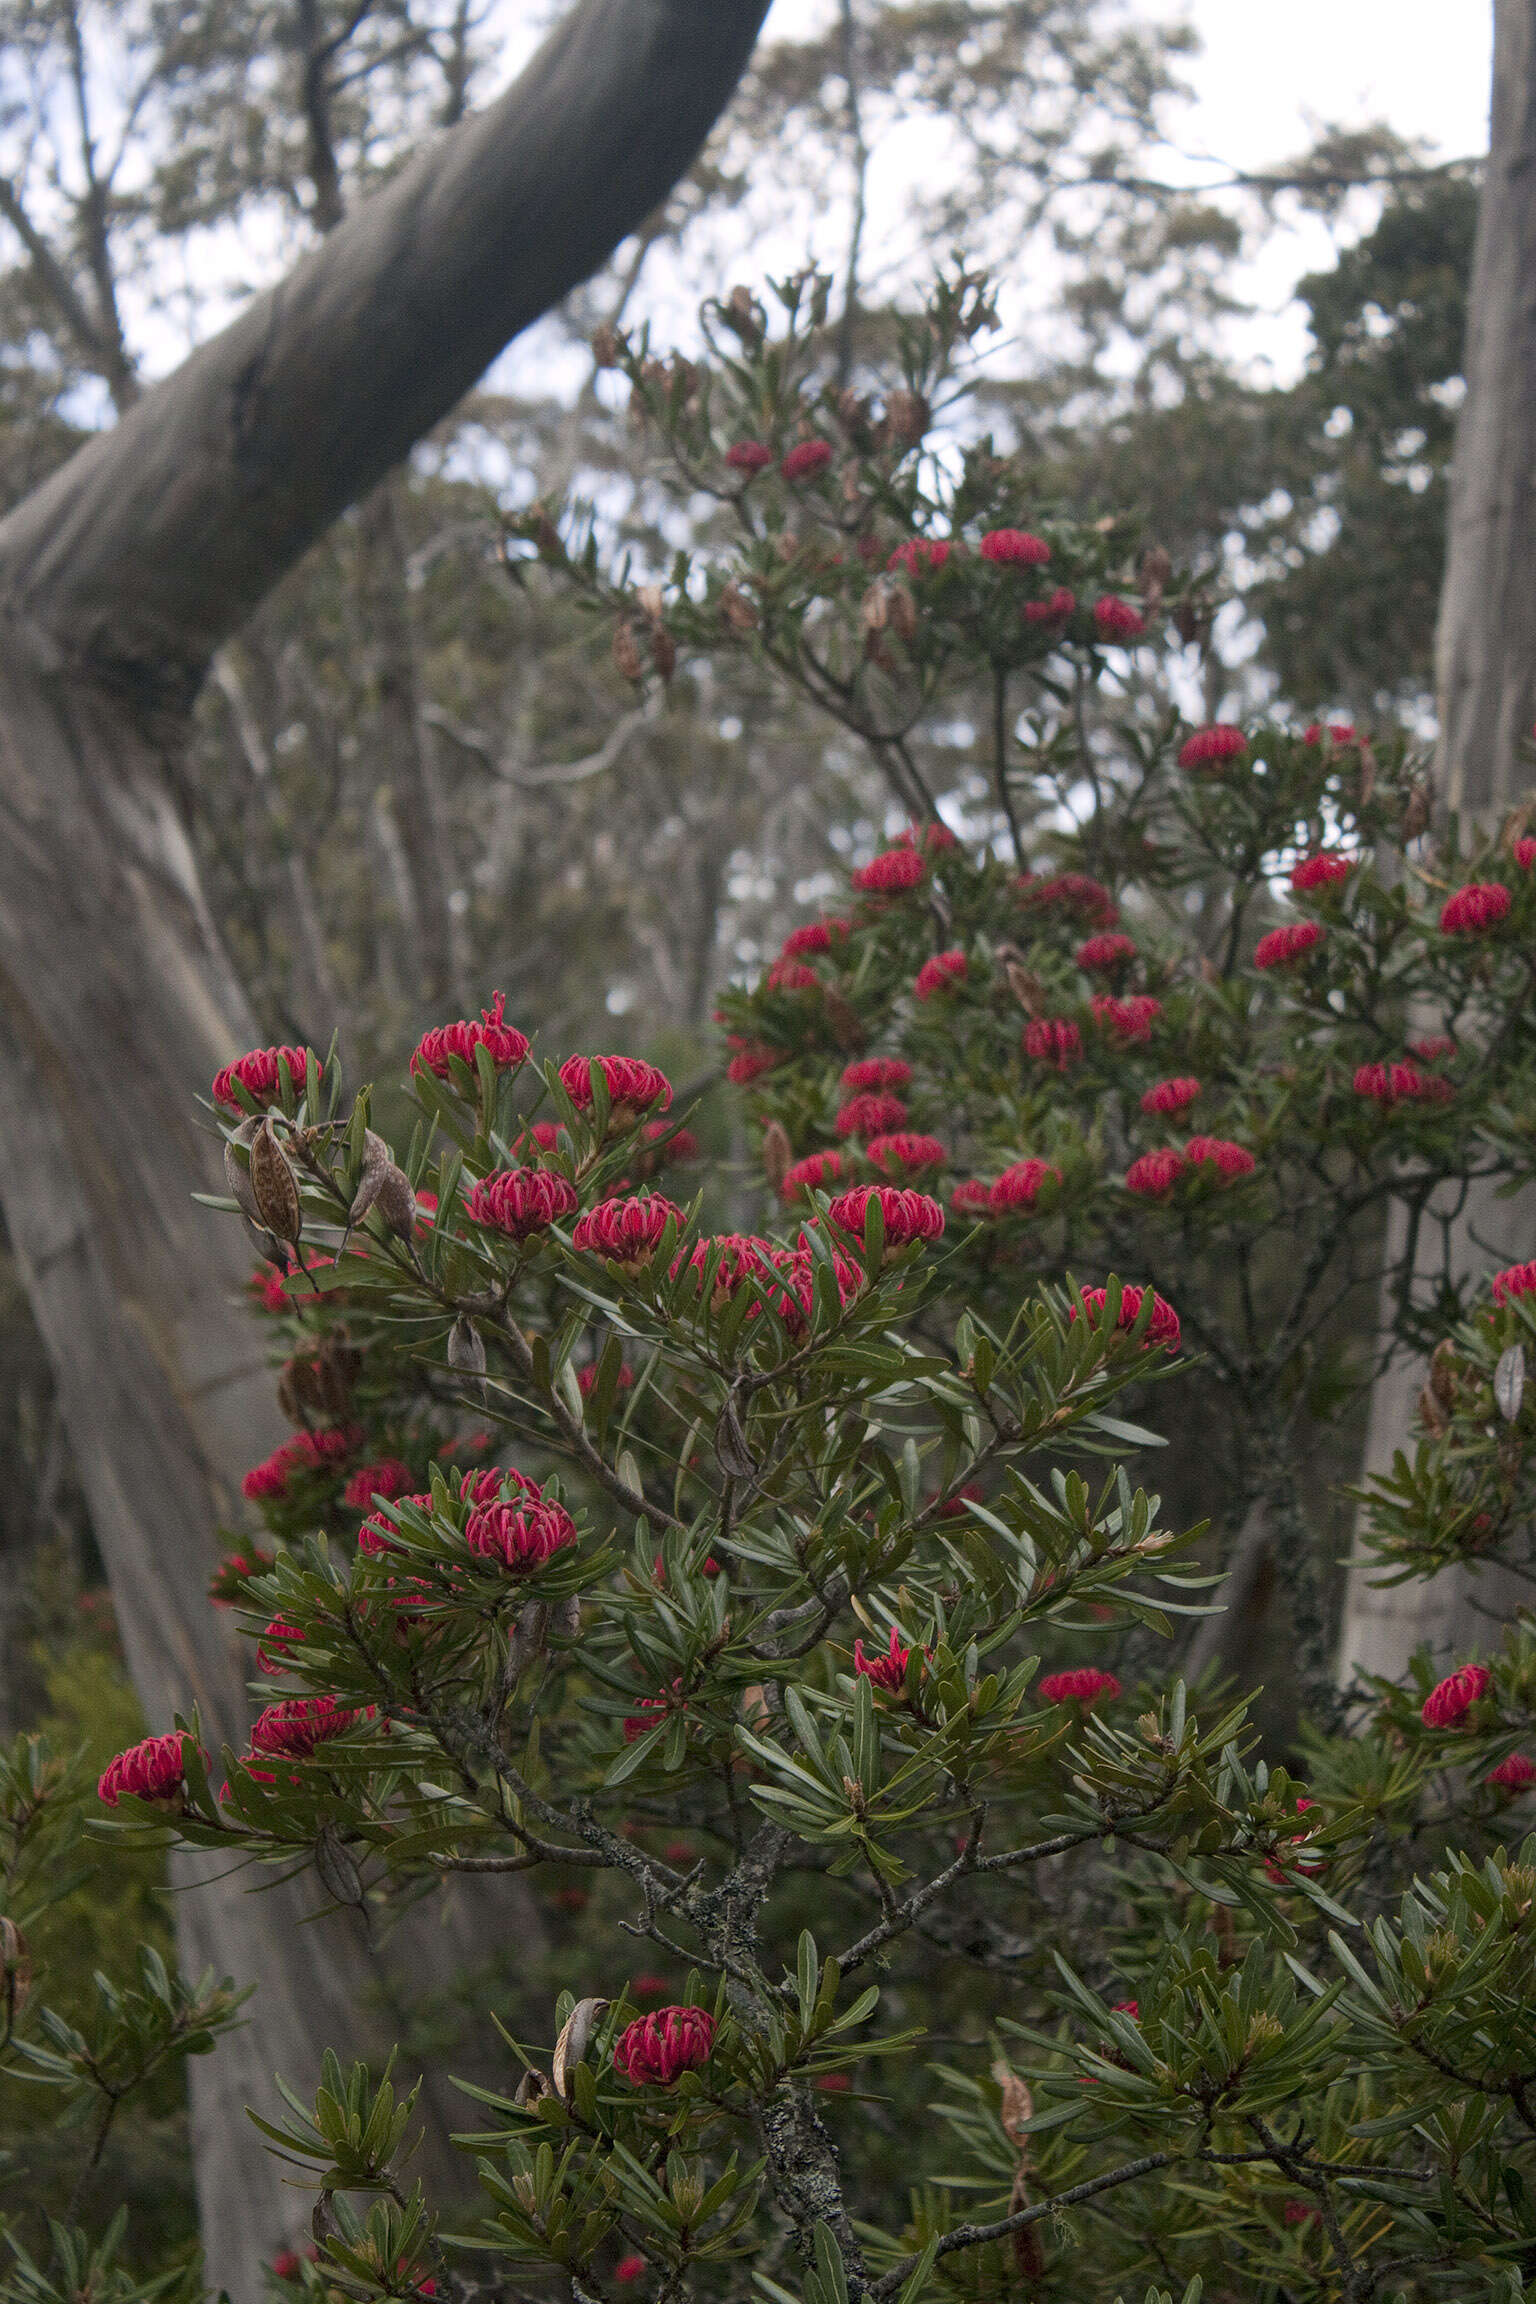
[374,1165,417,1240]
[884,388,930,446]
[821,990,866,1052]
[1418,1383,1450,1439]
[224,1117,263,1226]
[314,1824,365,1911]
[612,621,644,684]
[250,1120,302,1247]
[513,2067,552,2108]
[1003,960,1045,1017]
[551,1995,609,2102]
[1402,781,1432,840]
[649,625,677,682]
[0,1916,30,2018]
[1139,545,1172,607]
[591,323,621,368]
[553,1593,582,1639]
[447,1316,486,1377]
[1355,740,1378,808]
[718,581,758,633]
[886,582,917,645]
[1496,1344,1526,1424]
[860,582,889,639]
[314,1337,361,1418]
[507,1598,551,1682]
[528,505,562,561]
[349,1130,394,1226]
[761,1119,793,1194]
[1429,1339,1459,1408]
[715,1395,758,1479]
[723,283,763,343]
[635,584,665,625]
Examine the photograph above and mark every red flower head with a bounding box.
[1076,932,1136,974]
[251,1695,369,1759]
[1125,1149,1184,1200]
[1177,724,1247,773]
[1093,596,1145,641]
[1141,1077,1200,1116]
[950,1180,994,1218]
[1093,994,1161,1044]
[896,821,960,852]
[241,1426,360,1502]
[1353,1061,1446,1109]
[781,1150,845,1200]
[1185,1136,1256,1182]
[1493,1260,1536,1306]
[980,528,1051,566]
[612,2004,716,2085]
[854,1627,914,1693]
[725,439,773,472]
[1409,1036,1456,1064]
[989,1158,1060,1213]
[641,1121,699,1163]
[841,1056,912,1092]
[1290,852,1354,894]
[1038,1667,1121,1706]
[1020,871,1118,927]
[851,847,926,895]
[865,1132,946,1177]
[249,1265,294,1313]
[272,2253,301,2280]
[915,948,967,1000]
[559,1054,672,1121]
[782,918,850,959]
[675,1234,780,1315]
[464,1166,579,1240]
[460,1466,541,1507]
[572,1194,683,1268]
[767,959,821,993]
[465,1498,577,1571]
[411,992,529,1081]
[257,1618,305,1675]
[1421,1663,1491,1728]
[727,1043,783,1086]
[615,2258,646,2284]
[357,1490,433,1557]
[579,1360,634,1399]
[835,1090,909,1139]
[1440,881,1512,935]
[887,538,952,576]
[1023,1017,1082,1070]
[828,1183,945,1248]
[1303,722,1356,747]
[1073,1284,1181,1354]
[1489,1752,1536,1791]
[212,1044,311,1111]
[343,1459,414,1511]
[1024,585,1076,626]
[781,439,833,481]
[1254,921,1324,969]
[98,1731,201,1809]
[1514,836,1536,872]
[1284,2201,1323,2228]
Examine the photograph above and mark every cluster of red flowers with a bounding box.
[411,992,529,1081]
[612,2005,715,2085]
[1492,1260,1536,1306]
[726,1041,781,1086]
[1439,882,1511,935]
[1092,994,1161,1042]
[888,538,953,576]
[465,1496,576,1572]
[1019,871,1119,927]
[257,1618,305,1674]
[1290,852,1353,894]
[865,1132,945,1176]
[980,527,1050,566]
[780,1150,844,1199]
[1185,1136,1256,1181]
[842,1056,911,1092]
[1515,836,1536,872]
[572,1195,683,1266]
[559,1054,672,1118]
[853,1627,916,1693]
[241,1426,361,1502]
[1141,1077,1200,1116]
[99,1731,201,1808]
[828,1184,945,1247]
[250,1694,371,1759]
[1125,1149,1183,1200]
[781,439,832,482]
[1076,932,1136,973]
[989,1158,1060,1213]
[915,948,966,1000]
[1074,1284,1181,1354]
[1024,586,1076,626]
[212,1043,311,1112]
[1353,1061,1453,1109]
[1254,921,1323,969]
[1488,1752,1536,1791]
[1023,1017,1082,1070]
[767,959,820,993]
[1093,597,1145,641]
[1038,1667,1120,1706]
[1420,1663,1490,1729]
[342,1459,414,1511]
[835,1089,908,1138]
[781,918,849,958]
[464,1167,579,1239]
[1177,724,1247,773]
[851,847,926,895]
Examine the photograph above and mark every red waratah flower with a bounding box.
[641,1121,699,1162]
[615,2257,646,2284]
[1409,1036,1456,1063]
[1074,1284,1181,1354]
[1020,870,1119,927]
[1440,882,1512,935]
[781,439,833,481]
[766,1240,865,1335]
[1253,921,1323,969]
[727,1043,782,1086]
[854,1627,914,1692]
[578,1360,634,1399]
[828,1183,944,1247]
[465,1498,576,1571]
[1076,932,1136,973]
[767,959,821,993]
[1177,724,1247,773]
[1125,1149,1184,1199]
[1303,722,1356,746]
[251,1695,369,1759]
[98,1731,200,1809]
[1023,1017,1082,1070]
[1024,585,1076,625]
[980,527,1050,566]
[613,2005,715,2086]
[782,918,850,958]
[241,1426,360,1502]
[896,821,960,852]
[1092,993,1161,1043]
[915,949,967,999]
[851,847,926,895]
[1038,1667,1120,1706]
[842,1056,912,1092]
[835,1090,909,1139]
[781,1150,845,1199]
[865,1132,946,1176]
[272,2253,301,2280]
[1284,2201,1323,2228]
[356,1490,432,1557]
[674,1234,778,1315]
[725,439,773,472]
[887,538,952,575]
[572,1195,682,1266]
[1514,836,1536,871]
[1093,596,1145,641]
[1489,1752,1536,1790]
[950,1180,994,1218]
[343,1459,413,1511]
[256,1617,305,1674]
[411,992,529,1081]
[1493,1260,1536,1306]
[212,1044,310,1111]
[460,1466,540,1508]
[1353,1061,1449,1109]
[1185,1136,1256,1182]
[630,1973,671,1999]
[989,1158,1059,1213]
[1421,1663,1491,1728]
[464,1166,579,1239]
[1290,852,1353,893]
[559,1054,672,1118]
[1141,1077,1200,1116]
[249,1265,294,1313]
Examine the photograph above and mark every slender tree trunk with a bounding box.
[0,4,770,2288]
[1340,3,1534,1686]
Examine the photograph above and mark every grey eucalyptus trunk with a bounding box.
[1339,0,1535,1688]
[0,2,769,2290]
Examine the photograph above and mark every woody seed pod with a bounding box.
[821,990,866,1052]
[650,625,677,682]
[250,1120,302,1247]
[883,388,929,446]
[761,1120,793,1194]
[1402,781,1432,840]
[612,621,644,684]
[552,1995,609,2103]
[373,1164,416,1241]
[447,1316,486,1377]
[314,1823,365,1910]
[224,1117,263,1226]
[591,324,621,368]
[349,1130,394,1226]
[886,582,917,644]
[719,581,758,632]
[0,1916,30,2018]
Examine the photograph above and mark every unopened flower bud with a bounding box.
[250,1119,302,1246]
[761,1120,794,1194]
[723,284,763,343]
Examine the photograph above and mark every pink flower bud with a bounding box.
[612,2004,716,2085]
[828,1184,945,1247]
[464,1167,579,1240]
[212,1044,311,1112]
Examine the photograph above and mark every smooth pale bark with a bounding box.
[0,2,769,2290]
[1340,2,1535,1686]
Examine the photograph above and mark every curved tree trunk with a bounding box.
[0,3,769,2290]
[1340,0,1534,1688]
